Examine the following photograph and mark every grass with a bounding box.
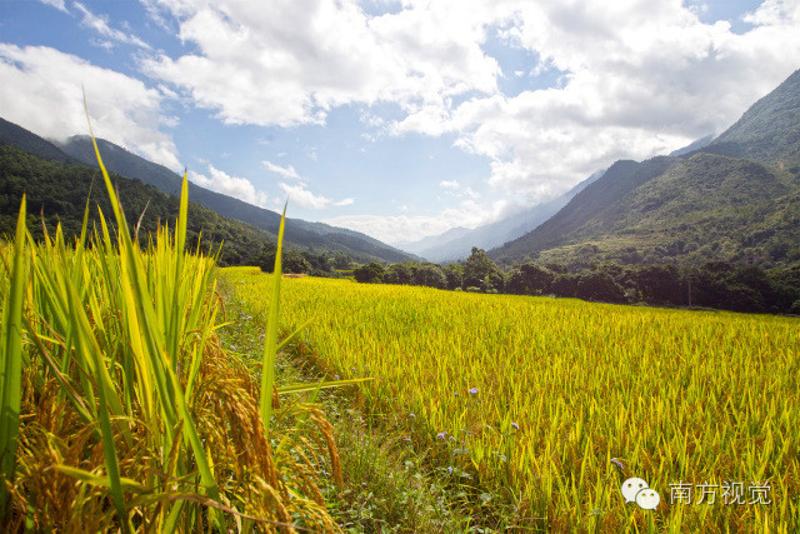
[220,268,800,532]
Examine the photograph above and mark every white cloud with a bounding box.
[278,182,353,209]
[412,0,800,200]
[140,0,800,216]
[38,0,67,13]
[743,0,800,26]
[190,164,269,207]
[73,2,152,49]
[263,160,301,180]
[438,179,480,200]
[0,44,180,169]
[439,180,460,190]
[325,197,510,244]
[140,0,500,127]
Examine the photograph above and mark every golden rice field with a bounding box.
[221,267,800,532]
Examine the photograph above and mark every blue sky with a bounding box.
[1,0,798,245]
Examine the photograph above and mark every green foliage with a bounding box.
[359,258,799,314]
[463,247,501,290]
[353,262,386,283]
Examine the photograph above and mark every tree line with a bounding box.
[353,247,800,315]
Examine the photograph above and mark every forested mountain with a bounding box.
[0,117,413,263]
[58,135,413,263]
[490,69,800,268]
[0,145,274,265]
[0,117,74,163]
[708,69,800,168]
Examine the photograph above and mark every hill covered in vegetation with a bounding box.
[490,69,800,269]
[58,135,414,263]
[0,117,414,264]
[0,145,347,273]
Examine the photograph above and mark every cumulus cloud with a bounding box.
[0,44,180,169]
[190,164,269,207]
[140,0,499,127]
[139,0,800,230]
[263,160,301,180]
[278,182,353,209]
[74,2,152,49]
[417,0,800,200]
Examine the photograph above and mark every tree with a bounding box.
[507,263,554,295]
[443,263,464,290]
[283,250,312,274]
[384,263,413,284]
[412,263,447,288]
[354,262,386,283]
[463,247,500,290]
[574,271,626,303]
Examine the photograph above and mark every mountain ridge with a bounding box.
[399,169,605,262]
[0,117,413,263]
[488,69,800,268]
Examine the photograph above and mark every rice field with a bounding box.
[220,268,800,532]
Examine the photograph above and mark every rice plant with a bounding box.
[0,128,345,531]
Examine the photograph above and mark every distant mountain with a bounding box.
[668,134,714,157]
[491,69,800,268]
[400,169,604,262]
[395,226,472,257]
[57,135,412,263]
[0,117,413,263]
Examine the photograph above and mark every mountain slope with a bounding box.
[708,69,800,168]
[401,169,604,262]
[57,135,413,263]
[395,226,472,257]
[492,157,675,261]
[0,117,74,163]
[489,69,800,268]
[0,145,275,266]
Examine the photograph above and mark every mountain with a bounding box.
[707,69,800,169]
[395,226,472,257]
[0,144,277,267]
[491,69,800,268]
[0,117,74,163]
[668,134,714,157]
[400,169,604,262]
[0,117,413,263]
[57,135,413,263]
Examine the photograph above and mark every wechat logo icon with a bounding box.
[622,477,660,510]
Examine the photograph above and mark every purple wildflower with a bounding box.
[468,387,479,396]
[511,422,520,431]
[437,431,447,440]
